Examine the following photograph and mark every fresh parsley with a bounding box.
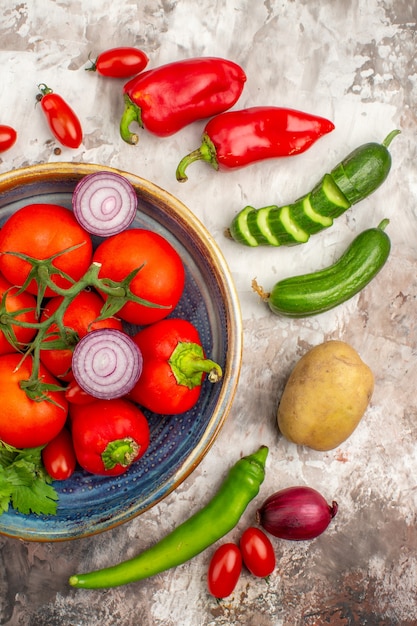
[0,441,59,516]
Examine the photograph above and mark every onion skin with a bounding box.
[256,486,338,541]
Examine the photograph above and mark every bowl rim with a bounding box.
[0,161,243,541]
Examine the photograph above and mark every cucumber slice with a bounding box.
[263,206,308,246]
[255,207,281,245]
[330,162,363,205]
[289,194,333,234]
[246,207,275,245]
[310,173,351,218]
[229,206,259,246]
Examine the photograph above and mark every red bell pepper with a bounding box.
[120,57,246,144]
[129,318,223,415]
[70,398,150,476]
[176,106,335,181]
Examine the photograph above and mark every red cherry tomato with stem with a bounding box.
[0,125,17,152]
[42,427,77,480]
[239,527,276,578]
[37,84,83,148]
[87,47,149,78]
[207,543,242,599]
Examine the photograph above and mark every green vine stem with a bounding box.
[0,247,168,400]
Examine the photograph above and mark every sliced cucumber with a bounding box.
[228,131,399,247]
[229,206,258,246]
[310,173,351,218]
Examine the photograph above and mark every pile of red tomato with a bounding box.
[0,197,187,480]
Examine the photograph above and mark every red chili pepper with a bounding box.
[120,57,246,144]
[69,398,150,476]
[0,125,17,153]
[129,318,223,415]
[37,83,83,149]
[86,47,149,78]
[176,106,335,181]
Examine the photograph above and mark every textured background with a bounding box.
[0,0,416,624]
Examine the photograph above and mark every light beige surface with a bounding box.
[0,1,416,624]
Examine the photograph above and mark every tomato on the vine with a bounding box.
[42,427,77,480]
[88,47,149,78]
[0,353,68,448]
[40,290,123,381]
[0,274,38,354]
[0,203,93,296]
[239,527,276,578]
[207,543,242,599]
[37,84,83,149]
[0,125,17,153]
[93,229,185,325]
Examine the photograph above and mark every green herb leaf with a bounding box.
[0,441,59,517]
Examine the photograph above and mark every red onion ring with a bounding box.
[72,171,138,236]
[72,328,143,399]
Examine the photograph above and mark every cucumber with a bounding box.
[256,219,391,317]
[228,130,399,247]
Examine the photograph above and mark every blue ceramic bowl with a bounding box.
[0,163,242,541]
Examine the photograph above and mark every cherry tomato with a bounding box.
[239,527,276,578]
[207,543,242,599]
[42,427,77,480]
[0,125,17,153]
[39,290,123,381]
[65,377,96,405]
[88,47,149,78]
[0,353,68,448]
[37,84,83,149]
[93,229,185,325]
[0,203,93,296]
[0,274,38,355]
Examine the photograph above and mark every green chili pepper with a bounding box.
[69,445,268,589]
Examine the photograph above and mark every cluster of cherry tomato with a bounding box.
[207,526,276,599]
[0,47,148,154]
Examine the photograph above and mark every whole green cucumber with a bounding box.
[253,219,391,317]
[229,130,399,247]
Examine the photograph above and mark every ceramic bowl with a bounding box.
[0,162,242,541]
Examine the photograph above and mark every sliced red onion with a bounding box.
[256,486,338,541]
[72,328,143,399]
[72,171,138,236]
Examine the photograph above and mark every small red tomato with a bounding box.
[42,427,77,480]
[0,125,17,153]
[239,527,275,578]
[88,47,149,78]
[207,543,242,599]
[37,83,83,148]
[0,274,38,354]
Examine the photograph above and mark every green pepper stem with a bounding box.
[175,134,218,182]
[119,95,143,145]
[169,341,222,388]
[101,437,140,470]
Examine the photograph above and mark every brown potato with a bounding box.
[277,340,374,451]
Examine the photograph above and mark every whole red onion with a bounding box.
[256,486,338,541]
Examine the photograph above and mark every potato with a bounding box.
[277,340,374,451]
